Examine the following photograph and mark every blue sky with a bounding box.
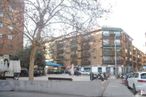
[98,0,146,53]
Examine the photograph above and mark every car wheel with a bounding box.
[133,84,137,95]
[126,81,131,89]
[127,85,131,89]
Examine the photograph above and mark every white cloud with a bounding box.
[98,0,146,52]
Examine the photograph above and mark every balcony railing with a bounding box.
[81,51,91,58]
[71,54,77,58]
[81,44,90,50]
[103,59,121,64]
[81,60,91,65]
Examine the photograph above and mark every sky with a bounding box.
[98,0,146,53]
[24,0,146,53]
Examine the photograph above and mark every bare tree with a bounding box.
[7,0,110,80]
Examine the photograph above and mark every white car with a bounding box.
[127,72,146,95]
[80,66,91,75]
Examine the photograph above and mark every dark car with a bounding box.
[34,69,44,76]
[74,70,81,76]
[20,68,29,77]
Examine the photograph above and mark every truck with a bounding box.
[91,65,123,75]
[0,55,21,79]
[80,65,123,74]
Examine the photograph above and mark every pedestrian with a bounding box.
[90,72,94,81]
[103,73,107,80]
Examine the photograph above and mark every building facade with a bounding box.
[0,0,24,55]
[45,27,144,72]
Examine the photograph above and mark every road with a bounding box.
[0,75,146,97]
[0,91,85,97]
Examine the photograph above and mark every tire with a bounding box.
[139,90,143,96]
[127,81,131,89]
[133,84,137,95]
[127,85,131,89]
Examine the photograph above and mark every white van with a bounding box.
[80,66,91,75]
[91,66,115,75]
[80,65,123,75]
[91,65,124,75]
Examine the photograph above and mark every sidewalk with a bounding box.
[19,74,90,81]
[103,79,135,97]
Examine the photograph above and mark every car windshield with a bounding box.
[84,67,91,72]
[141,73,146,79]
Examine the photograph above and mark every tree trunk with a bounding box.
[29,43,37,80]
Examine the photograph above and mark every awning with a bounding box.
[45,61,63,67]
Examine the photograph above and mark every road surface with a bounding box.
[1,78,145,97]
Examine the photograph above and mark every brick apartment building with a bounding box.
[45,27,144,72]
[0,0,24,55]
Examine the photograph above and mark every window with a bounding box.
[0,11,3,17]
[134,73,139,78]
[103,39,109,45]
[115,32,121,37]
[0,44,3,48]
[103,31,109,36]
[0,33,2,38]
[103,56,111,61]
[0,21,3,28]
[116,47,121,51]
[7,44,13,49]
[8,35,13,40]
[8,26,14,30]
[115,39,120,45]
[106,67,110,73]
[84,67,91,72]
[141,73,146,79]
[2,34,6,38]
[103,48,112,54]
[98,67,102,73]
[0,1,3,17]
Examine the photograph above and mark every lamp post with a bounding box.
[114,33,118,78]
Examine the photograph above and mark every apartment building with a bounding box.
[45,30,102,66]
[130,46,145,71]
[0,0,24,55]
[45,27,144,72]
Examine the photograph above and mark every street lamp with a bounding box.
[114,32,118,78]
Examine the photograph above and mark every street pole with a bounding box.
[114,33,118,78]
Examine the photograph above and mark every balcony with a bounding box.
[103,60,121,65]
[71,54,77,58]
[103,61,114,65]
[81,51,91,58]
[65,58,70,61]
[57,43,64,49]
[71,46,77,51]
[71,60,77,65]
[81,60,91,65]
[82,38,90,43]
[82,43,90,50]
[103,51,114,56]
[57,49,64,55]
[56,56,64,63]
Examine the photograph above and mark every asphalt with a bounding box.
[102,79,135,97]
[0,78,140,97]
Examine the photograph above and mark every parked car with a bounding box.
[20,68,29,77]
[122,73,133,86]
[74,70,81,76]
[80,66,91,75]
[127,72,146,95]
[34,69,44,76]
